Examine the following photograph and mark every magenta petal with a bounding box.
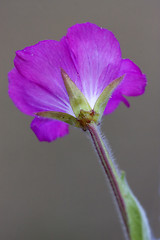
[31,117,69,142]
[9,68,67,115]
[104,94,130,115]
[9,39,79,116]
[104,59,147,115]
[66,22,122,104]
[118,59,147,96]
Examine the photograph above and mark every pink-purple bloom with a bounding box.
[8,22,147,142]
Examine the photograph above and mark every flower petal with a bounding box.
[104,94,130,115]
[31,117,69,142]
[8,68,69,116]
[9,38,79,116]
[66,22,122,106]
[118,59,147,96]
[104,59,147,115]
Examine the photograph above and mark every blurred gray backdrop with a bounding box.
[0,0,160,239]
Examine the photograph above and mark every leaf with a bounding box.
[118,174,151,240]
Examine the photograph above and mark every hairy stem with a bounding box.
[87,122,130,239]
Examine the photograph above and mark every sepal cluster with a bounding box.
[36,69,124,130]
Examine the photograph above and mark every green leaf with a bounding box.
[93,75,124,122]
[35,111,81,128]
[118,174,151,240]
[61,69,92,117]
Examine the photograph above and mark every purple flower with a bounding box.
[8,22,147,142]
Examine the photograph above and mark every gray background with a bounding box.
[0,0,160,239]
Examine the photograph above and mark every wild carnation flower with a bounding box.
[8,22,146,142]
[8,23,154,240]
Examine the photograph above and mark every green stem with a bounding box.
[87,122,130,239]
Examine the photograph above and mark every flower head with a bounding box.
[8,22,147,142]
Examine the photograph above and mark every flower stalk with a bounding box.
[87,122,151,240]
[87,122,130,239]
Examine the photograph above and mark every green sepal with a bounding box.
[118,173,151,240]
[93,75,124,122]
[35,111,81,128]
[61,69,92,117]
